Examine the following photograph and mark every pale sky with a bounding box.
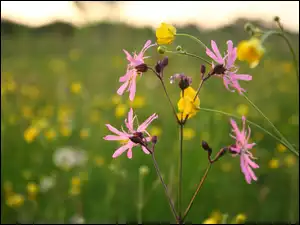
[1,1,299,32]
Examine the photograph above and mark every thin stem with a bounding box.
[166,50,212,65]
[176,33,208,49]
[200,107,299,156]
[148,67,180,124]
[151,153,179,223]
[178,123,184,222]
[242,94,297,154]
[182,163,212,222]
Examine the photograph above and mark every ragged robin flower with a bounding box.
[117,40,155,101]
[229,116,259,184]
[237,37,265,68]
[156,22,177,45]
[206,40,252,94]
[103,108,158,159]
[177,87,200,122]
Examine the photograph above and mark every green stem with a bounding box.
[242,94,297,154]
[178,123,184,222]
[182,163,211,222]
[166,50,212,65]
[176,33,208,49]
[200,107,299,156]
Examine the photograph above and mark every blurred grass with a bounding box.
[1,20,299,223]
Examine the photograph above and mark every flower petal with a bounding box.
[211,40,223,63]
[112,142,133,158]
[137,113,158,132]
[142,146,151,154]
[117,80,129,96]
[106,124,126,136]
[127,148,133,159]
[129,75,137,101]
[103,135,128,141]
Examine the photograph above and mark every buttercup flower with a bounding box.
[117,40,155,101]
[229,116,259,184]
[177,87,200,121]
[103,108,158,159]
[156,23,176,45]
[237,37,265,68]
[206,40,252,94]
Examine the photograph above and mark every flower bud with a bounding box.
[151,136,158,144]
[135,63,148,73]
[201,140,211,151]
[200,64,206,74]
[244,22,254,32]
[176,45,182,51]
[274,16,280,22]
[161,56,169,67]
[157,46,166,54]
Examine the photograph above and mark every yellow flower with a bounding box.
[94,156,105,167]
[6,193,24,208]
[149,126,162,137]
[44,128,57,141]
[21,106,34,119]
[24,126,39,143]
[60,125,72,137]
[236,104,249,117]
[276,143,287,153]
[156,22,177,45]
[70,186,81,196]
[22,170,33,180]
[268,158,280,169]
[70,82,82,94]
[80,128,90,139]
[115,104,127,118]
[237,37,265,68]
[71,176,81,186]
[128,96,145,108]
[111,95,122,105]
[232,213,247,224]
[202,218,218,224]
[183,128,196,141]
[177,87,200,121]
[27,182,39,200]
[70,176,81,196]
[284,154,296,167]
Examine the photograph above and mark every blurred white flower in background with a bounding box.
[53,146,88,170]
[39,175,56,193]
[70,214,85,224]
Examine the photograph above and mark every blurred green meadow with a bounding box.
[1,19,299,223]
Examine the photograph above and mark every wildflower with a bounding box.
[79,128,90,139]
[284,154,296,167]
[276,143,287,153]
[115,104,128,118]
[237,38,265,68]
[156,23,176,45]
[117,40,155,101]
[69,176,81,196]
[206,40,252,94]
[183,128,196,141]
[177,87,200,121]
[53,147,87,170]
[44,128,57,141]
[236,104,249,117]
[70,82,82,94]
[268,158,279,169]
[27,182,39,200]
[24,126,39,143]
[170,73,192,90]
[103,108,158,159]
[40,175,56,193]
[229,116,259,184]
[6,193,24,208]
[149,126,162,137]
[202,217,218,224]
[233,213,247,224]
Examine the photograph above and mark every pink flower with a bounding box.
[206,40,252,94]
[229,116,259,184]
[103,108,158,159]
[117,40,155,101]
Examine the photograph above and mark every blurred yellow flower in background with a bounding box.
[236,104,249,116]
[70,176,81,196]
[156,22,176,45]
[237,37,265,68]
[21,106,34,119]
[268,158,280,169]
[6,193,24,208]
[60,125,72,137]
[149,126,162,137]
[111,95,122,105]
[232,213,247,224]
[27,182,39,201]
[276,143,287,153]
[128,96,145,108]
[24,126,39,143]
[183,128,196,141]
[94,155,105,167]
[44,128,57,141]
[284,154,296,167]
[70,82,82,94]
[80,128,90,139]
[115,104,127,118]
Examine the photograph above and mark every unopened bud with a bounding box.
[202,140,212,155]
[274,16,280,22]
[155,62,162,74]
[161,56,169,67]
[200,64,206,74]
[179,77,191,90]
[176,45,182,51]
[135,63,148,73]
[151,136,158,144]
[157,46,166,54]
